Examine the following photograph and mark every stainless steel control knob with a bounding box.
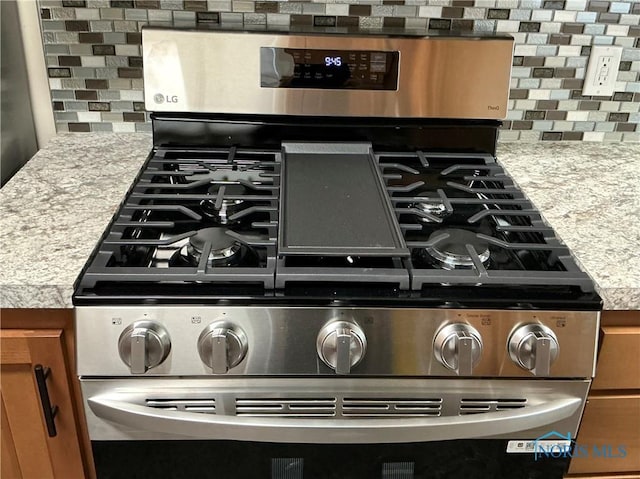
[316,321,366,375]
[118,321,171,374]
[508,324,559,376]
[198,322,248,374]
[433,323,482,376]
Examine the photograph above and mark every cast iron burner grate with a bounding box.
[379,151,594,292]
[78,146,280,290]
[75,146,595,298]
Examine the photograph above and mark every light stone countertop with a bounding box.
[0,133,638,310]
[0,134,152,309]
[497,142,640,311]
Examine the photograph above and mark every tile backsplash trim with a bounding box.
[40,0,639,141]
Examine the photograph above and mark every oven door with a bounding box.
[83,378,590,479]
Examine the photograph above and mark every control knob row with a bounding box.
[117,319,559,377]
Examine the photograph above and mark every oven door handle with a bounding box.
[89,395,581,444]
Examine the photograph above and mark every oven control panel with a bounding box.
[260,47,400,91]
[76,307,599,379]
[143,28,514,119]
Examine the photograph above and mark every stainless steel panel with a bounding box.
[81,377,590,442]
[143,29,514,119]
[76,307,599,378]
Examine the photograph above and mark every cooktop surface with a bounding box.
[73,143,599,309]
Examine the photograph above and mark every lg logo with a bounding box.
[154,93,178,104]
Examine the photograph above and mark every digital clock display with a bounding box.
[260,47,399,91]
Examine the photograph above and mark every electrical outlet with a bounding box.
[582,46,623,96]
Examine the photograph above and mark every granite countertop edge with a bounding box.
[0,133,638,311]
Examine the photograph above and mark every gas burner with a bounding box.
[199,184,246,224]
[178,228,243,267]
[412,193,450,222]
[422,228,490,270]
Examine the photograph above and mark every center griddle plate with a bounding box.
[278,142,409,257]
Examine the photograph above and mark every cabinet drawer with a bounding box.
[568,395,640,475]
[592,326,640,390]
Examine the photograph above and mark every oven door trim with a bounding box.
[82,377,590,443]
[89,395,581,444]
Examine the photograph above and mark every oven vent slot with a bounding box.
[342,398,442,417]
[146,398,216,414]
[458,398,527,415]
[235,398,337,417]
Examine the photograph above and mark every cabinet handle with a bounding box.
[34,365,58,437]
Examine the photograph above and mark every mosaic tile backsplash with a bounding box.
[40,0,639,141]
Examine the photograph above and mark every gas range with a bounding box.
[75,28,601,479]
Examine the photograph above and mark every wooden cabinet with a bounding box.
[591,326,640,391]
[1,310,94,479]
[568,311,640,477]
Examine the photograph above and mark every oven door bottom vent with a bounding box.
[145,398,216,413]
[144,396,524,418]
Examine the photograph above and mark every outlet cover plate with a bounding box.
[582,46,623,97]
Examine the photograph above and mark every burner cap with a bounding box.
[200,184,246,223]
[425,228,490,270]
[412,193,449,221]
[186,227,241,264]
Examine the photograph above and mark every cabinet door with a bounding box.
[568,395,640,475]
[1,329,85,479]
[591,326,640,390]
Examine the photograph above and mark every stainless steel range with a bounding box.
[74,28,601,479]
